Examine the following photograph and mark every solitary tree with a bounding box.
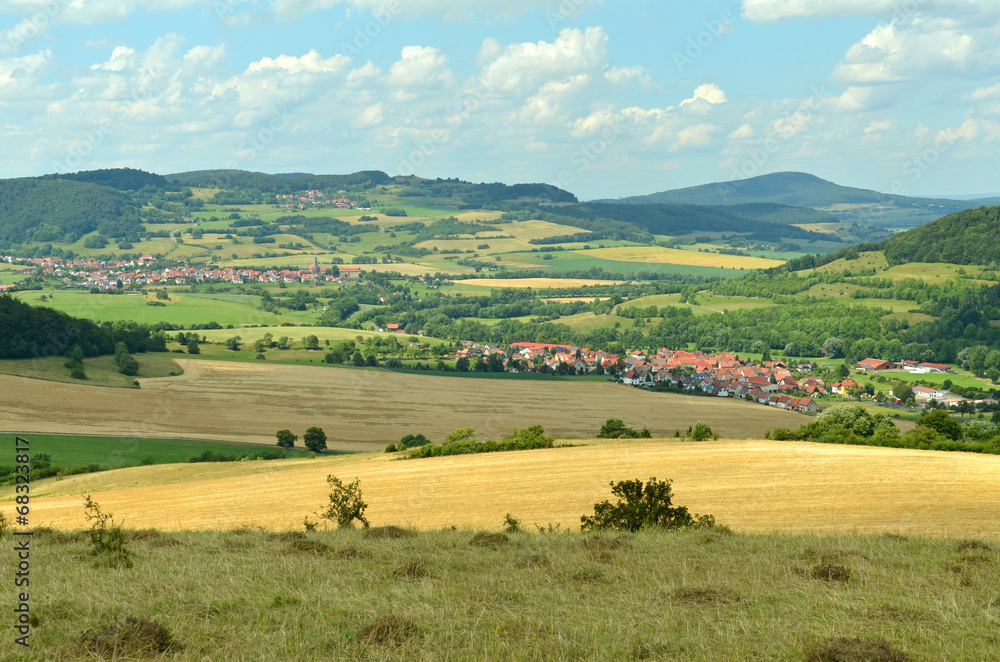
[276,429,297,448]
[580,477,714,532]
[317,475,369,528]
[352,350,365,366]
[304,427,327,452]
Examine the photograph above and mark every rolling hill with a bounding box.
[0,177,139,246]
[600,172,986,228]
[882,204,1000,267]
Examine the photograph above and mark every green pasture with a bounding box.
[12,291,317,326]
[0,354,182,389]
[0,433,313,471]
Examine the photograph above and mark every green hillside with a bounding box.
[166,169,393,191]
[543,202,832,242]
[710,202,839,225]
[883,205,1000,267]
[43,168,169,191]
[0,178,138,246]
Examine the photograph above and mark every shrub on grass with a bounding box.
[580,477,715,532]
[317,476,369,528]
[83,495,132,568]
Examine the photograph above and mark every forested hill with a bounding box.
[883,205,1000,266]
[42,168,168,191]
[603,172,966,210]
[0,178,137,246]
[548,202,833,242]
[0,295,164,359]
[166,169,393,191]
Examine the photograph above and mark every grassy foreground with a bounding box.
[3,527,998,660]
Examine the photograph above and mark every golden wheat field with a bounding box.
[578,246,786,270]
[12,439,1000,539]
[0,360,807,450]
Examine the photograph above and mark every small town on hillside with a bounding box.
[451,342,995,415]
[0,253,361,291]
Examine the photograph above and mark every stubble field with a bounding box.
[0,360,807,450]
[12,439,1000,539]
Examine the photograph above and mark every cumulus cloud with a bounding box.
[0,49,48,86]
[476,27,607,96]
[268,0,606,22]
[681,83,727,106]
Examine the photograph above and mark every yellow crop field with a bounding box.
[457,278,618,289]
[0,360,806,450]
[14,439,1000,539]
[578,247,785,270]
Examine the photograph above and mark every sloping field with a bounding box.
[15,439,1000,539]
[0,360,806,451]
[578,246,785,270]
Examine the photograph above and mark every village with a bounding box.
[0,253,362,291]
[452,341,994,416]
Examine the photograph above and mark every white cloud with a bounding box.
[268,0,606,22]
[352,101,383,128]
[0,49,48,86]
[476,27,607,96]
[91,46,136,71]
[672,123,716,150]
[971,82,1000,101]
[681,83,727,106]
[728,123,753,139]
[387,45,452,91]
[247,49,350,75]
[832,20,979,86]
[864,119,893,134]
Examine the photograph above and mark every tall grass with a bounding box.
[3,527,997,660]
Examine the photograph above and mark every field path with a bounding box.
[17,440,1000,539]
[0,360,809,450]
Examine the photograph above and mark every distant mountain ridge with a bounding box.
[598,172,990,229]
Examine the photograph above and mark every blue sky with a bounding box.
[1,0,998,199]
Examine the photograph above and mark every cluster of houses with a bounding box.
[0,253,363,291]
[618,349,823,414]
[274,190,361,211]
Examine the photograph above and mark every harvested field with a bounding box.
[15,439,1000,539]
[578,246,785,270]
[0,360,805,451]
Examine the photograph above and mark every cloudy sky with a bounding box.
[1,0,998,199]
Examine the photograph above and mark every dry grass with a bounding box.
[578,246,785,270]
[3,527,996,660]
[0,360,803,450]
[13,439,1000,539]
